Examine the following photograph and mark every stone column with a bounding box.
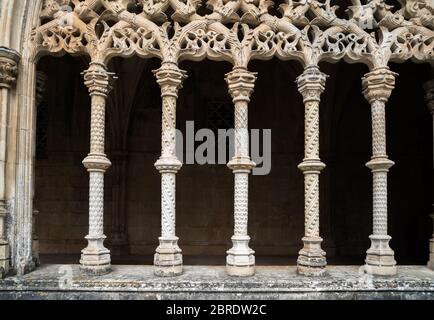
[423,79,434,270]
[0,47,20,277]
[225,67,257,277]
[80,62,116,275]
[153,62,186,277]
[362,67,397,276]
[296,66,327,276]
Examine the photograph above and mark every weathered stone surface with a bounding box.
[0,265,433,300]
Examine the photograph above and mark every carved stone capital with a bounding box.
[153,63,187,98]
[225,67,257,103]
[82,62,117,97]
[296,66,327,103]
[362,67,398,104]
[0,47,20,89]
[423,79,434,114]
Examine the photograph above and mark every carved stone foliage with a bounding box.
[30,0,433,68]
[0,47,20,89]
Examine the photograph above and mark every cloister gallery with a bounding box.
[0,0,433,299]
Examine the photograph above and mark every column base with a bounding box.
[80,237,111,276]
[154,237,183,277]
[0,240,9,278]
[297,237,327,276]
[428,239,434,270]
[226,236,255,277]
[365,235,397,276]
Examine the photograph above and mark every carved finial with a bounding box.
[362,67,398,103]
[0,47,20,89]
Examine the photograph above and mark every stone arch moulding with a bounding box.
[0,0,433,277]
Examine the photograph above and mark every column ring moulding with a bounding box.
[22,0,434,277]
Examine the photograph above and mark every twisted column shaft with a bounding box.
[153,62,186,277]
[80,62,115,276]
[296,66,327,276]
[226,67,256,277]
[362,67,397,276]
[423,79,434,270]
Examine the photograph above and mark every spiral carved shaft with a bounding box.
[161,95,177,158]
[297,66,326,240]
[304,100,320,160]
[154,63,186,242]
[304,173,320,238]
[161,173,176,237]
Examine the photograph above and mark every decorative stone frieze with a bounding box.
[424,78,434,270]
[362,67,398,276]
[226,67,257,277]
[80,62,116,276]
[296,65,327,276]
[153,62,186,277]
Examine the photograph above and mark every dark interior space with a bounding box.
[34,54,433,266]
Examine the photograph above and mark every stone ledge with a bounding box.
[0,265,433,300]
